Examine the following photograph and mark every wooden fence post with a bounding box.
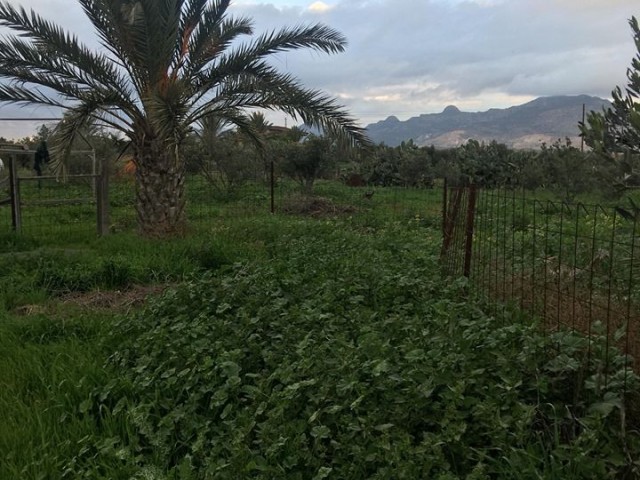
[9,155,21,233]
[440,186,464,258]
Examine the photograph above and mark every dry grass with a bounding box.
[12,284,169,316]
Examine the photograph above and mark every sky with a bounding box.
[0,0,638,138]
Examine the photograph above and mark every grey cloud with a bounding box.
[0,0,637,137]
[234,0,636,122]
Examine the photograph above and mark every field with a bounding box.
[1,180,639,479]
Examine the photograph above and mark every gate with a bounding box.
[0,149,109,236]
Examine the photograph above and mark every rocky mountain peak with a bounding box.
[365,95,611,149]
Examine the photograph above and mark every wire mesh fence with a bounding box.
[2,162,444,239]
[441,185,640,399]
[183,173,444,230]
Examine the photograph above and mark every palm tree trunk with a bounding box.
[134,138,187,237]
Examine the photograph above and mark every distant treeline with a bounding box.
[10,120,640,202]
[352,138,640,200]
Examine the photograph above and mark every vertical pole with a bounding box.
[91,149,97,196]
[603,211,618,389]
[442,177,448,238]
[463,184,477,277]
[441,187,463,259]
[9,154,21,233]
[581,103,585,153]
[96,157,109,236]
[270,159,275,214]
[623,216,637,399]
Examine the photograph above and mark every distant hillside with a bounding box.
[365,95,611,149]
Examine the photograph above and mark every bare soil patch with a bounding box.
[280,194,357,217]
[60,284,168,311]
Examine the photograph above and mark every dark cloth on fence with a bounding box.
[34,141,50,176]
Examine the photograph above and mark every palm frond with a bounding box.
[189,57,270,109]
[199,108,264,151]
[78,0,150,92]
[176,0,213,71]
[134,0,181,87]
[0,83,67,107]
[49,104,99,179]
[186,16,253,77]
[0,2,133,96]
[145,79,191,143]
[189,65,368,146]
[192,22,346,96]
[197,113,229,140]
[239,23,347,59]
[225,111,265,151]
[50,88,132,177]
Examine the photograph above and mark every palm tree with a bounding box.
[0,0,366,236]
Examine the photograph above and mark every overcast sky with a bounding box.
[0,0,638,138]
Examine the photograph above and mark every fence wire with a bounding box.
[442,185,640,402]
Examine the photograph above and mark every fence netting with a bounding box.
[442,185,640,395]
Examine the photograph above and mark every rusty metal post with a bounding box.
[441,186,463,258]
[463,185,477,277]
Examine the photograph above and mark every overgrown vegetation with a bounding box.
[1,191,639,478]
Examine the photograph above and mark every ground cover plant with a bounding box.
[1,184,639,479]
[93,225,639,479]
[0,220,258,480]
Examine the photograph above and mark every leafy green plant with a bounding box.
[88,229,639,479]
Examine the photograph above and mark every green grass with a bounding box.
[0,311,136,479]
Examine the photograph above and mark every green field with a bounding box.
[1,182,639,479]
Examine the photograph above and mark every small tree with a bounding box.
[451,140,515,188]
[537,139,597,201]
[279,134,334,193]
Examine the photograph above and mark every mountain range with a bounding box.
[364,95,611,149]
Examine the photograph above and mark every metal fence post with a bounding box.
[442,178,448,237]
[9,154,21,233]
[270,159,275,214]
[96,157,109,236]
[463,185,477,277]
[441,185,463,260]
